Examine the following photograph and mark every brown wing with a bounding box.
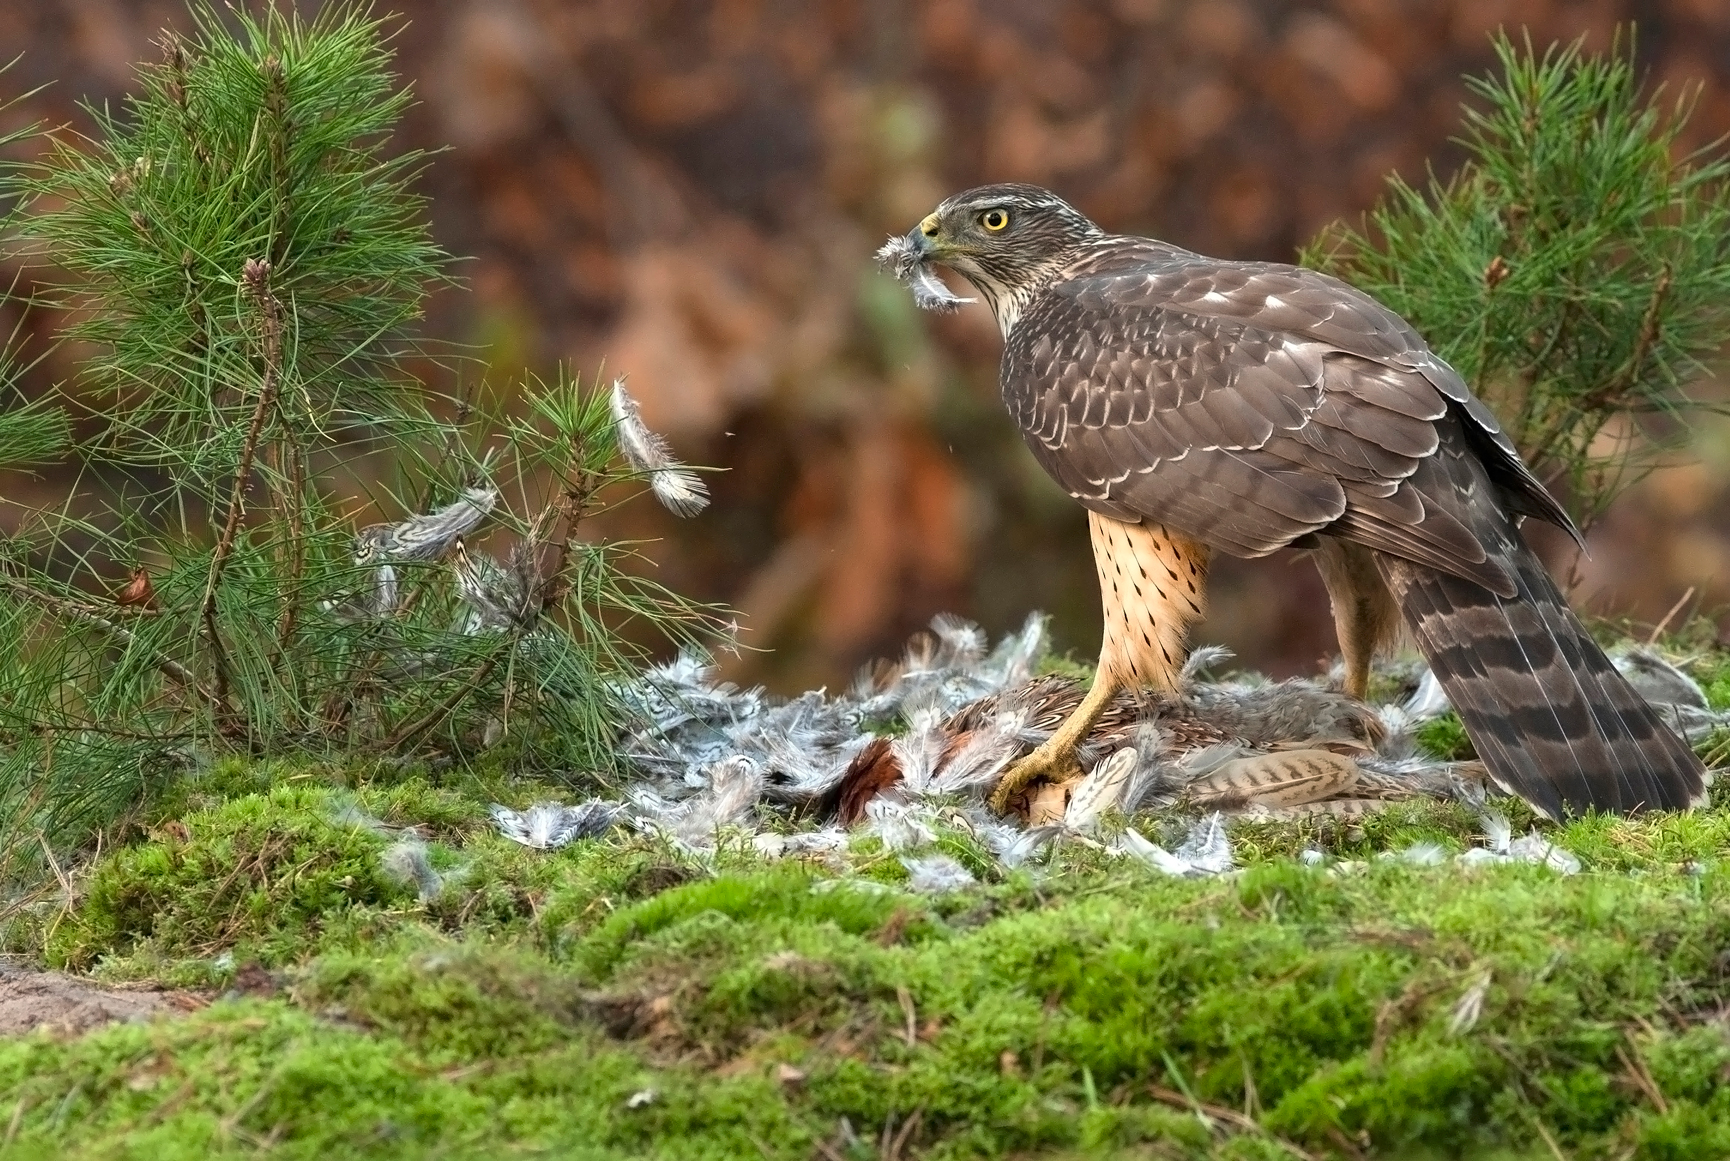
[1003,242,1574,595]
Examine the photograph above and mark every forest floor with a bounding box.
[0,650,1727,1161]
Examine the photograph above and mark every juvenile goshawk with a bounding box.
[888,183,1706,819]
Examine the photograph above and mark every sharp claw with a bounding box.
[987,769,1027,815]
[989,745,1083,815]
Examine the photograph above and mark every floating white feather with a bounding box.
[610,378,709,517]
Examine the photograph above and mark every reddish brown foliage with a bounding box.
[4,1,1727,687]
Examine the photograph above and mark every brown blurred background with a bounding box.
[4,0,1729,693]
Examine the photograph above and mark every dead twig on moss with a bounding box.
[1145,1084,1319,1161]
[1614,1041,1669,1114]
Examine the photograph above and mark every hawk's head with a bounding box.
[903,184,1103,325]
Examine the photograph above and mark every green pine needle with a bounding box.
[0,5,729,881]
[1304,30,1730,528]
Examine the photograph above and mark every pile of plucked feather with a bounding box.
[489,613,1728,880]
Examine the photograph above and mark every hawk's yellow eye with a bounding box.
[980,209,1009,232]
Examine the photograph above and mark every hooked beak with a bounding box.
[909,212,943,258]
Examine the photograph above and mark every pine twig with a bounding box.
[158,30,212,170]
[531,449,603,615]
[0,573,221,709]
[1589,265,1673,415]
[266,45,309,661]
[1527,267,1673,468]
[372,410,603,752]
[198,257,283,721]
[377,640,511,751]
[272,439,307,654]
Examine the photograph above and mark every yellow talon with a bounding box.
[989,739,1086,815]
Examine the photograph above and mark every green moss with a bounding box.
[568,868,921,980]
[155,755,580,839]
[296,940,598,1062]
[1691,653,1730,710]
[0,999,815,1160]
[1036,650,1096,682]
[1643,1025,1730,1105]
[1414,711,1476,761]
[12,692,1730,1159]
[4,850,1730,1158]
[45,785,416,976]
[33,771,688,982]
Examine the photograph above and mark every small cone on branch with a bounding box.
[113,567,158,610]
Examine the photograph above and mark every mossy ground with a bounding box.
[2,660,1728,1159]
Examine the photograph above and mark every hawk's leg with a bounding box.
[1313,539,1401,700]
[989,514,1210,814]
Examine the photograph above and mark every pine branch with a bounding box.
[1304,30,1730,527]
[0,5,732,867]
[0,573,220,709]
[376,641,511,751]
[197,257,283,720]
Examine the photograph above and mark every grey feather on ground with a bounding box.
[483,612,1721,887]
[490,801,622,850]
[381,840,443,902]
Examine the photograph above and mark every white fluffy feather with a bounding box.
[901,853,977,893]
[875,234,977,312]
[610,378,709,517]
[490,801,622,850]
[1062,748,1136,831]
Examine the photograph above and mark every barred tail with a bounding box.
[1378,544,1708,819]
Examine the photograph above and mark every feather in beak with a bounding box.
[875,233,976,313]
